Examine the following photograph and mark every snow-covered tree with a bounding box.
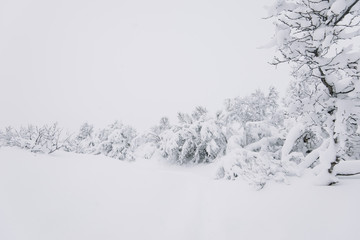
[224,87,281,130]
[77,123,94,141]
[130,117,172,160]
[64,123,96,153]
[147,117,171,145]
[95,121,137,160]
[0,126,19,147]
[216,117,287,189]
[269,0,360,184]
[155,107,227,164]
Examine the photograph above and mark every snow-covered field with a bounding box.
[1,147,359,240]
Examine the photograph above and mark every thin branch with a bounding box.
[318,67,335,97]
[336,172,360,176]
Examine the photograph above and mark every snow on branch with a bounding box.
[334,160,360,176]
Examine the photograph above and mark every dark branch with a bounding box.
[334,0,360,26]
[336,172,360,176]
[318,67,335,97]
[337,88,356,95]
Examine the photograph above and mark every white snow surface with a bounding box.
[329,0,347,15]
[1,147,360,240]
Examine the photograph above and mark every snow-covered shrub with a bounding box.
[64,123,96,153]
[217,119,287,189]
[0,123,70,154]
[153,107,227,164]
[217,148,285,189]
[216,88,289,187]
[224,87,279,127]
[94,122,137,160]
[243,121,278,146]
[132,140,157,160]
[157,128,182,162]
[45,121,138,160]
[221,87,283,152]
[150,117,171,137]
[0,127,19,147]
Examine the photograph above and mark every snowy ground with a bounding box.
[1,147,359,240]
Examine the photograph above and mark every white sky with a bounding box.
[0,0,290,132]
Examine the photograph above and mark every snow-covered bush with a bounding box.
[0,127,19,147]
[152,107,227,164]
[224,87,280,127]
[131,137,157,160]
[217,117,287,188]
[243,121,279,146]
[94,122,137,161]
[0,123,70,154]
[217,148,286,189]
[64,123,96,154]
[0,121,139,160]
[215,87,292,187]
[150,117,171,137]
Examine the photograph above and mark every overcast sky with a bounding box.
[0,0,290,131]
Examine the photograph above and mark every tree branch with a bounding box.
[318,67,335,97]
[336,172,360,176]
[333,0,360,26]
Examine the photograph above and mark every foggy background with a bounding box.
[0,0,290,131]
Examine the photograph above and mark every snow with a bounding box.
[1,147,360,240]
[281,123,304,162]
[329,0,347,15]
[334,160,360,175]
[313,27,325,41]
[298,148,320,173]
